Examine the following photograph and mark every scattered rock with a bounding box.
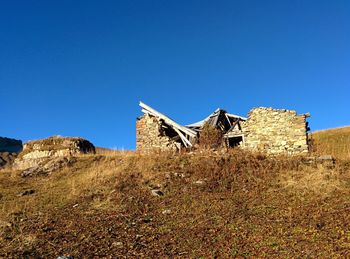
[42,226,54,233]
[142,216,152,223]
[0,220,12,229]
[151,189,164,196]
[147,182,162,189]
[112,241,123,247]
[310,155,336,168]
[21,157,77,177]
[17,189,35,197]
[0,152,17,169]
[162,209,171,215]
[174,172,186,178]
[0,157,5,167]
[317,155,334,161]
[316,222,325,230]
[21,167,45,177]
[305,155,336,168]
[193,180,205,185]
[317,155,335,166]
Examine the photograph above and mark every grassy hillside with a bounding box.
[1,150,350,257]
[312,126,350,160]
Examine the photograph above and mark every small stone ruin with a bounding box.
[136,102,310,155]
[14,136,95,174]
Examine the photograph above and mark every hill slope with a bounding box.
[312,126,350,160]
[1,149,350,257]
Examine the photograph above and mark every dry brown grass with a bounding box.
[198,122,224,149]
[311,126,350,160]
[1,149,350,257]
[95,147,134,157]
[0,154,129,220]
[279,165,346,196]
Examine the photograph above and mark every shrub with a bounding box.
[198,122,224,149]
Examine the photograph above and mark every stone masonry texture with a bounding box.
[136,114,178,153]
[241,107,309,154]
[14,136,96,170]
[136,107,309,155]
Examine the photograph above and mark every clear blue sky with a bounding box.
[1,1,349,149]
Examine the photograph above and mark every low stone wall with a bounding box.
[242,107,309,154]
[136,114,178,153]
[14,136,95,170]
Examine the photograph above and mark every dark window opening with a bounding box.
[228,136,243,147]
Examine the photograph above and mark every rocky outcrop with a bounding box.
[0,137,22,153]
[14,136,95,171]
[242,107,309,154]
[20,157,77,177]
[0,152,17,169]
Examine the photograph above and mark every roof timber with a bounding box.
[139,102,197,147]
[139,102,247,149]
[186,109,247,129]
[173,127,192,148]
[226,113,247,121]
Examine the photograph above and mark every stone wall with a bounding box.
[242,107,309,154]
[14,136,95,170]
[136,114,178,153]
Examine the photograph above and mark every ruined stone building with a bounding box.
[14,136,96,170]
[136,102,310,154]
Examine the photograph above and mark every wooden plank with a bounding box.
[226,120,241,133]
[140,102,197,138]
[224,132,244,138]
[226,113,247,121]
[225,113,232,127]
[173,127,192,147]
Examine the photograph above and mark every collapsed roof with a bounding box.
[139,102,246,148]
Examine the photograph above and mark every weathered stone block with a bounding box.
[14,136,95,170]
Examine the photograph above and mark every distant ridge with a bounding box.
[0,136,22,153]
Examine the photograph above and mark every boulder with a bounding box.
[0,152,17,169]
[14,136,95,170]
[20,157,76,177]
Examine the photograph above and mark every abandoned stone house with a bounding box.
[136,102,310,154]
